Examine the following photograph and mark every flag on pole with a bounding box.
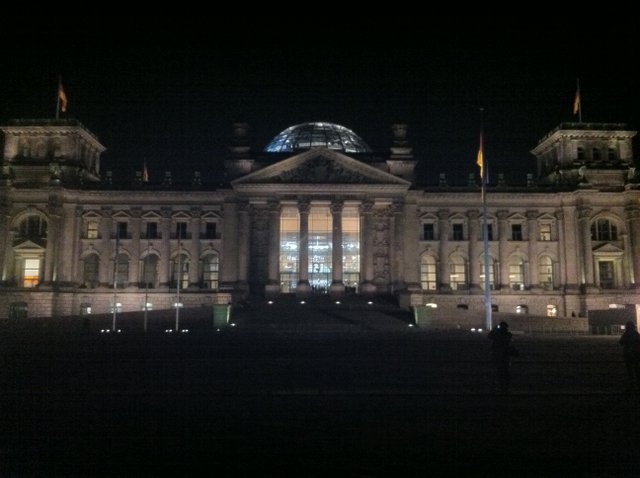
[142,160,149,183]
[573,86,580,115]
[58,80,68,113]
[476,133,484,180]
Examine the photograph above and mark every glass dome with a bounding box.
[264,122,372,153]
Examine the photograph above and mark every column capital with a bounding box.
[391,200,404,215]
[237,201,250,214]
[297,198,311,214]
[577,206,592,220]
[359,200,374,215]
[267,200,280,214]
[190,206,202,218]
[330,199,344,215]
[526,210,538,220]
[496,210,509,220]
[131,207,142,219]
[160,206,172,219]
[437,209,449,220]
[555,209,564,221]
[625,204,640,219]
[467,209,480,220]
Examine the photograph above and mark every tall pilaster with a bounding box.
[296,199,311,296]
[159,207,172,287]
[497,210,509,290]
[99,207,113,286]
[236,202,250,288]
[577,206,594,287]
[437,209,451,291]
[467,209,481,291]
[391,200,405,290]
[625,205,640,287]
[221,201,239,289]
[360,199,375,293]
[130,207,142,286]
[189,207,201,288]
[555,210,566,289]
[265,200,281,297]
[526,210,539,288]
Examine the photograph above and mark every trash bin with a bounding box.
[9,302,28,320]
[213,304,231,328]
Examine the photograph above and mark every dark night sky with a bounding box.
[1,21,638,185]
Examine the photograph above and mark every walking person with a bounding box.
[619,320,640,392]
[488,321,518,394]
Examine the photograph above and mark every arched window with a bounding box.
[449,256,467,290]
[141,254,159,288]
[83,254,100,288]
[591,219,618,241]
[420,255,437,290]
[202,254,219,290]
[538,256,554,290]
[171,253,189,289]
[509,256,525,290]
[18,215,48,240]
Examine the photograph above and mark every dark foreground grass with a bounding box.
[0,314,637,477]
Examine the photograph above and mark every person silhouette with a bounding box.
[619,320,640,392]
[488,321,517,394]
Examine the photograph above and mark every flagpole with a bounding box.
[576,78,582,123]
[55,76,61,120]
[479,108,492,331]
[112,235,119,332]
[175,234,181,332]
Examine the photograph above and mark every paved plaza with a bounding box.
[1,303,638,477]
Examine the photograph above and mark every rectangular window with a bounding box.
[539,223,551,241]
[342,207,360,291]
[87,222,99,239]
[423,223,435,241]
[204,222,217,239]
[452,224,464,241]
[116,222,128,239]
[176,222,187,239]
[598,261,615,289]
[486,224,493,241]
[23,258,40,288]
[145,222,158,239]
[511,224,523,241]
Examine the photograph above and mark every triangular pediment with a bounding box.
[593,243,624,254]
[14,239,46,251]
[232,149,410,188]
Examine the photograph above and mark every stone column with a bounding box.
[56,204,77,284]
[360,199,376,294]
[236,202,250,289]
[625,205,640,287]
[577,206,594,287]
[621,232,632,288]
[189,207,201,288]
[437,209,451,291]
[526,210,539,288]
[296,199,311,296]
[159,207,172,288]
[467,209,481,292]
[497,210,509,290]
[330,199,345,295]
[265,200,281,297]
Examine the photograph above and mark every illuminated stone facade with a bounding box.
[0,119,639,319]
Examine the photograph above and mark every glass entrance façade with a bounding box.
[279,204,360,293]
